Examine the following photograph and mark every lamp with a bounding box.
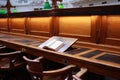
[43,0,51,9]
[13,7,17,13]
[0,8,6,14]
[58,1,64,9]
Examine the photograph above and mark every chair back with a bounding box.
[0,51,23,70]
[0,47,26,80]
[23,56,88,80]
[23,56,44,80]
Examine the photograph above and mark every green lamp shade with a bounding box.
[0,9,6,14]
[13,8,17,13]
[43,1,51,9]
[58,3,64,9]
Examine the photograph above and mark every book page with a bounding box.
[48,40,64,51]
[45,39,56,47]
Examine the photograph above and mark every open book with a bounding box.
[43,39,65,51]
[38,36,78,52]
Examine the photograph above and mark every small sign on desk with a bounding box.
[38,36,78,52]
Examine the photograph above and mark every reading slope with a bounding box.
[43,39,65,51]
[38,36,78,52]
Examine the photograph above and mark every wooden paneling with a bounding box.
[0,18,8,32]
[56,16,97,42]
[59,16,91,35]
[0,15,120,47]
[27,17,53,37]
[9,18,26,34]
[100,15,120,46]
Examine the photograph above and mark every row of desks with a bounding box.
[0,33,120,79]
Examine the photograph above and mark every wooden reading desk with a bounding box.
[0,33,120,79]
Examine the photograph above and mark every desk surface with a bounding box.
[0,33,120,79]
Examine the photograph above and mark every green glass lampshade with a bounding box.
[58,2,64,9]
[13,8,17,13]
[0,9,6,14]
[43,1,51,9]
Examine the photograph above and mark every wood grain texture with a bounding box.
[9,18,26,34]
[101,15,120,46]
[0,15,120,47]
[0,18,9,32]
[27,17,52,37]
[56,16,93,42]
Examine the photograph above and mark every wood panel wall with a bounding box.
[0,18,8,32]
[100,15,120,46]
[54,16,100,43]
[27,17,53,37]
[0,15,120,47]
[9,18,26,34]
